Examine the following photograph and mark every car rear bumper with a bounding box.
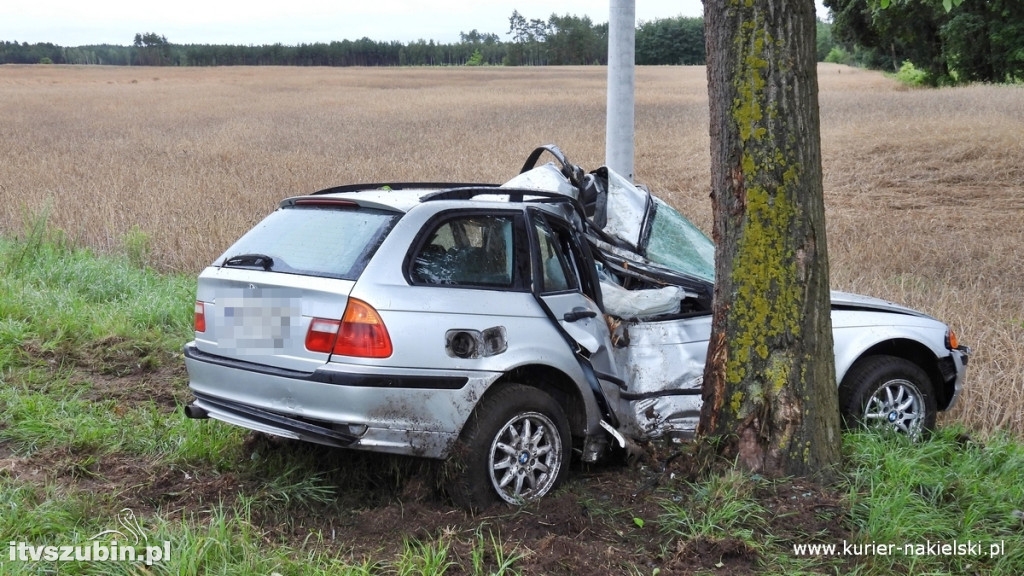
[185,391,361,447]
[183,342,499,459]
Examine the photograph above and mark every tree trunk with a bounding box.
[698,0,841,480]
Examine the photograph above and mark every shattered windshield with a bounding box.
[644,198,715,282]
[504,159,716,283]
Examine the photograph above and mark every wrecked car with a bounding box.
[184,145,970,508]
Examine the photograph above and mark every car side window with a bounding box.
[410,214,517,288]
[533,217,580,294]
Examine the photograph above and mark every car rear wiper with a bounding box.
[224,253,274,271]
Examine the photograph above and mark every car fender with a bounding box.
[488,356,607,436]
[831,310,951,384]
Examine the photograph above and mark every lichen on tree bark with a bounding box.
[699,0,841,480]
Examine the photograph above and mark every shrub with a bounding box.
[825,46,852,65]
[895,60,929,87]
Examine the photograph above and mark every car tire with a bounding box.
[839,355,937,437]
[447,383,570,511]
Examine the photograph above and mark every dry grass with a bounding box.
[0,62,1020,437]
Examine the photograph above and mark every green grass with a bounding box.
[0,225,194,374]
[659,469,770,543]
[0,483,518,575]
[0,225,236,463]
[841,428,1024,575]
[0,227,523,574]
[1,228,1021,575]
[649,429,1024,575]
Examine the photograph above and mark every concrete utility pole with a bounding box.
[606,0,635,182]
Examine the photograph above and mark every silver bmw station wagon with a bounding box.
[184,146,970,509]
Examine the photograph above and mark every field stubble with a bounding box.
[0,63,1020,437]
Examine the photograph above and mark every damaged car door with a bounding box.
[530,210,626,425]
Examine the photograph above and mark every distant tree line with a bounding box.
[6,4,1017,85]
[825,0,1024,84]
[0,13,709,67]
[1,11,841,68]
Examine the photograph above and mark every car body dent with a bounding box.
[608,302,964,439]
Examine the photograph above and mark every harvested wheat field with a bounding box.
[0,63,1021,437]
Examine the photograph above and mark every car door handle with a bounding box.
[563,307,598,322]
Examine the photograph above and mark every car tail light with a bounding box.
[194,301,207,333]
[334,298,393,358]
[305,298,393,358]
[305,318,341,353]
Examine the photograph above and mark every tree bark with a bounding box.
[698,0,841,480]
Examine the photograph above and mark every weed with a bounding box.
[469,526,522,575]
[659,468,769,543]
[391,538,454,576]
[251,465,337,508]
[122,225,152,269]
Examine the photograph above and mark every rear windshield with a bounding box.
[216,205,400,280]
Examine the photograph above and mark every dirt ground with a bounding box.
[3,350,853,575]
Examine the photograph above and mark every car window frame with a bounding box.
[528,209,602,304]
[404,208,531,292]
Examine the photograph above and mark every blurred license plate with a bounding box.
[216,290,301,354]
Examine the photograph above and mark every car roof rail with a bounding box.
[423,186,623,245]
[311,182,498,195]
[421,187,580,204]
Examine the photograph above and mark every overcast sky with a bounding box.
[2,0,829,47]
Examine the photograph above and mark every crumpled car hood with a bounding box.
[503,156,936,323]
[830,290,932,319]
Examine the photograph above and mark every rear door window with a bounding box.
[217,204,400,280]
[409,213,522,289]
